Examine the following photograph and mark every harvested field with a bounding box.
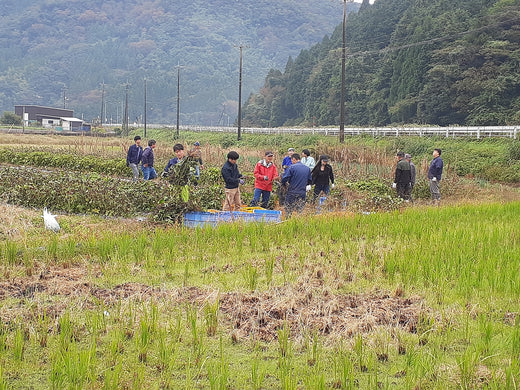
[0,265,424,342]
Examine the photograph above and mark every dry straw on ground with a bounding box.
[0,265,425,341]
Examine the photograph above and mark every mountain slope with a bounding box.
[0,0,360,125]
[243,0,520,127]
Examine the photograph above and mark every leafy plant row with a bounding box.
[0,166,224,219]
[0,149,129,177]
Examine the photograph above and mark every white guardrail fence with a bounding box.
[178,125,520,139]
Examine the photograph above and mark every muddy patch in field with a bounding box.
[0,266,425,340]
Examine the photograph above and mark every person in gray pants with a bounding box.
[428,148,444,205]
[126,135,143,181]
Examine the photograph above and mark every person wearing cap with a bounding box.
[301,149,316,170]
[281,153,312,216]
[393,151,411,200]
[428,148,444,205]
[250,151,280,208]
[221,151,244,211]
[311,155,335,202]
[126,135,143,181]
[405,153,416,201]
[282,148,295,171]
[190,141,203,180]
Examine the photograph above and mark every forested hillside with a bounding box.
[0,0,360,125]
[242,0,520,127]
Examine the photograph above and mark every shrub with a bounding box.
[0,112,22,126]
[0,166,224,219]
[0,149,129,177]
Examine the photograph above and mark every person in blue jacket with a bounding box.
[281,153,312,216]
[282,148,295,171]
[141,139,157,180]
[126,135,143,181]
[163,143,186,177]
[428,148,444,205]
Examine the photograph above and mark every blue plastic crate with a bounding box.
[184,209,281,227]
[252,209,282,222]
[183,212,219,227]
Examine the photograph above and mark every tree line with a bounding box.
[242,0,520,128]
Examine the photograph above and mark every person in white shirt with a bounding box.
[301,149,316,170]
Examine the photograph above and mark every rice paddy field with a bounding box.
[0,131,519,389]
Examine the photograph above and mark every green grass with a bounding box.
[0,202,519,388]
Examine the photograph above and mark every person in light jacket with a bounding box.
[301,149,316,170]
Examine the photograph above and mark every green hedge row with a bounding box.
[0,166,224,220]
[0,149,129,177]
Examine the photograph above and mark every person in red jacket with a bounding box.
[250,151,280,208]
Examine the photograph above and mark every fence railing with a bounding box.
[179,125,520,139]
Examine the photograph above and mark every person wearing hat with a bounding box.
[301,149,316,170]
[250,151,280,208]
[405,153,416,201]
[190,141,203,180]
[393,151,411,200]
[311,155,335,202]
[282,148,295,171]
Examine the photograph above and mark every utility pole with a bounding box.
[339,0,349,144]
[62,87,67,109]
[144,78,147,138]
[124,83,129,136]
[235,44,248,141]
[175,64,183,138]
[100,82,105,126]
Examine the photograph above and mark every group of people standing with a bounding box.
[393,148,444,204]
[126,136,203,182]
[128,137,445,213]
[221,147,335,216]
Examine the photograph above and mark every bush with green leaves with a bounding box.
[0,149,129,177]
[0,166,224,219]
[0,111,22,126]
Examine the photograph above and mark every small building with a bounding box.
[15,105,74,125]
[14,105,90,131]
[60,117,89,131]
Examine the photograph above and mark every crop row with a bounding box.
[0,149,129,177]
[0,166,224,219]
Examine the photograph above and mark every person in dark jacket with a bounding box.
[281,153,312,216]
[393,151,411,200]
[311,155,335,202]
[428,148,444,205]
[141,139,157,180]
[221,151,244,211]
[163,143,186,176]
[405,153,416,201]
[126,135,143,181]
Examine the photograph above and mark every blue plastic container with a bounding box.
[184,209,281,227]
